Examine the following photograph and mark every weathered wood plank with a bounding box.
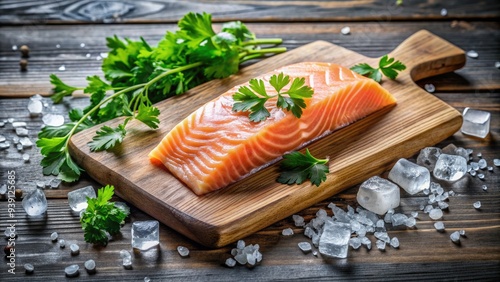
[1,0,499,24]
[0,21,499,98]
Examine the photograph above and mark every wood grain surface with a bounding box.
[68,30,465,247]
[1,1,499,280]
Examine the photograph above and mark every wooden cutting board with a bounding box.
[69,30,465,248]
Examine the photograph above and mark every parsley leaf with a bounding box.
[135,104,160,129]
[49,74,82,103]
[350,55,406,83]
[277,149,329,187]
[232,72,314,122]
[80,185,129,245]
[88,123,128,152]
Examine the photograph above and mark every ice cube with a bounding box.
[177,246,190,257]
[356,176,400,215]
[282,228,294,236]
[434,221,445,232]
[131,220,159,250]
[450,231,461,244]
[24,263,34,274]
[318,221,351,258]
[429,208,443,220]
[389,159,430,195]
[298,242,312,253]
[70,243,80,255]
[433,154,467,181]
[225,257,237,267]
[67,186,96,212]
[84,259,96,274]
[461,108,490,138]
[416,147,442,171]
[42,113,65,127]
[22,189,47,216]
[390,237,400,248]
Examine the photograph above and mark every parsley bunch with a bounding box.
[350,55,406,83]
[232,72,314,122]
[37,12,286,182]
[277,149,329,187]
[80,185,129,245]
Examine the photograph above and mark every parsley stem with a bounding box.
[242,38,283,46]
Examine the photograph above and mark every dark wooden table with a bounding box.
[1,1,499,281]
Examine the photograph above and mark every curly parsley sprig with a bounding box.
[232,72,314,122]
[80,185,129,245]
[350,55,406,83]
[37,12,286,182]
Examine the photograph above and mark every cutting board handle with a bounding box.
[388,30,466,81]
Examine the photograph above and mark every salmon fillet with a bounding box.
[149,62,397,195]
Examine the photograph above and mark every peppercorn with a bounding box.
[19,59,28,71]
[20,45,30,58]
[15,188,23,199]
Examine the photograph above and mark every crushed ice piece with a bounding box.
[282,227,294,236]
[405,217,416,227]
[19,137,33,148]
[417,147,441,171]
[450,231,460,244]
[349,237,362,249]
[177,246,190,257]
[438,201,449,210]
[22,189,47,216]
[341,26,350,35]
[466,50,478,58]
[473,201,481,209]
[70,243,80,255]
[424,83,435,93]
[59,239,66,248]
[298,241,312,253]
[357,176,400,215]
[434,221,445,232]
[65,264,79,277]
[67,186,96,212]
[376,240,386,251]
[461,108,490,138]
[429,208,443,220]
[50,231,58,242]
[390,237,400,248]
[318,221,351,258]
[374,231,390,243]
[123,257,132,269]
[389,158,430,194]
[42,113,65,127]
[433,154,467,181]
[15,127,29,136]
[12,121,27,128]
[24,263,34,274]
[58,65,66,71]
[292,214,305,227]
[84,259,96,274]
[482,185,488,191]
[478,159,487,169]
[391,213,408,226]
[440,8,448,16]
[48,178,62,189]
[225,257,237,267]
[132,220,160,251]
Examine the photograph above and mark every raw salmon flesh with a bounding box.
[149,62,397,195]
